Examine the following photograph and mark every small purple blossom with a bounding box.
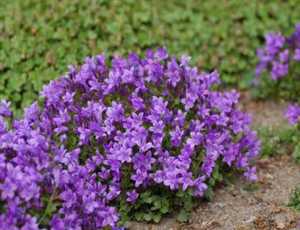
[126,190,139,203]
[0,100,12,117]
[285,104,300,125]
[294,48,300,61]
[271,61,289,80]
[244,166,258,181]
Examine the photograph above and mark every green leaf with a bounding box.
[177,209,190,222]
[143,213,152,222]
[293,143,300,163]
[153,214,162,223]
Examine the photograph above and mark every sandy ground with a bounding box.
[239,92,288,129]
[128,97,300,230]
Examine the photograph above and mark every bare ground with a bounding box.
[239,92,288,128]
[128,97,300,230]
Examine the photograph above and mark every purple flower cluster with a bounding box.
[0,48,260,229]
[256,24,300,126]
[256,24,300,80]
[285,104,300,125]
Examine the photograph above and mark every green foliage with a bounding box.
[252,63,300,102]
[291,124,300,163]
[1,0,300,114]
[0,201,5,214]
[119,187,198,224]
[257,126,299,157]
[243,183,260,192]
[117,161,231,225]
[257,125,300,164]
[118,187,173,224]
[288,186,300,212]
[204,162,224,201]
[292,143,300,163]
[38,195,60,227]
[26,192,60,227]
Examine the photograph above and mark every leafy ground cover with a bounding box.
[1,0,300,114]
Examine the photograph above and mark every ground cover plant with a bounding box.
[0,48,260,229]
[289,186,300,212]
[255,23,300,161]
[254,23,300,101]
[257,126,299,158]
[285,105,300,163]
[1,0,300,115]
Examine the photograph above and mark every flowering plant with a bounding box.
[255,24,300,124]
[255,24,300,100]
[256,24,300,164]
[0,48,260,229]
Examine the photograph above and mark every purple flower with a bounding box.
[0,100,12,117]
[130,94,145,111]
[294,48,300,61]
[244,167,258,181]
[279,49,289,63]
[154,47,168,60]
[193,176,208,197]
[285,104,300,125]
[126,190,139,203]
[265,32,285,55]
[170,126,184,147]
[271,61,289,80]
[167,58,181,87]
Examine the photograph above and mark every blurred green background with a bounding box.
[0,0,300,115]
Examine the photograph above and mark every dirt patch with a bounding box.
[128,156,300,230]
[239,92,289,128]
[128,99,300,230]
[185,155,300,230]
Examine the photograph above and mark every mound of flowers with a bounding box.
[255,24,300,123]
[255,23,300,100]
[256,23,300,80]
[0,48,260,229]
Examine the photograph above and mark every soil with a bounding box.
[239,92,288,129]
[128,96,300,230]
